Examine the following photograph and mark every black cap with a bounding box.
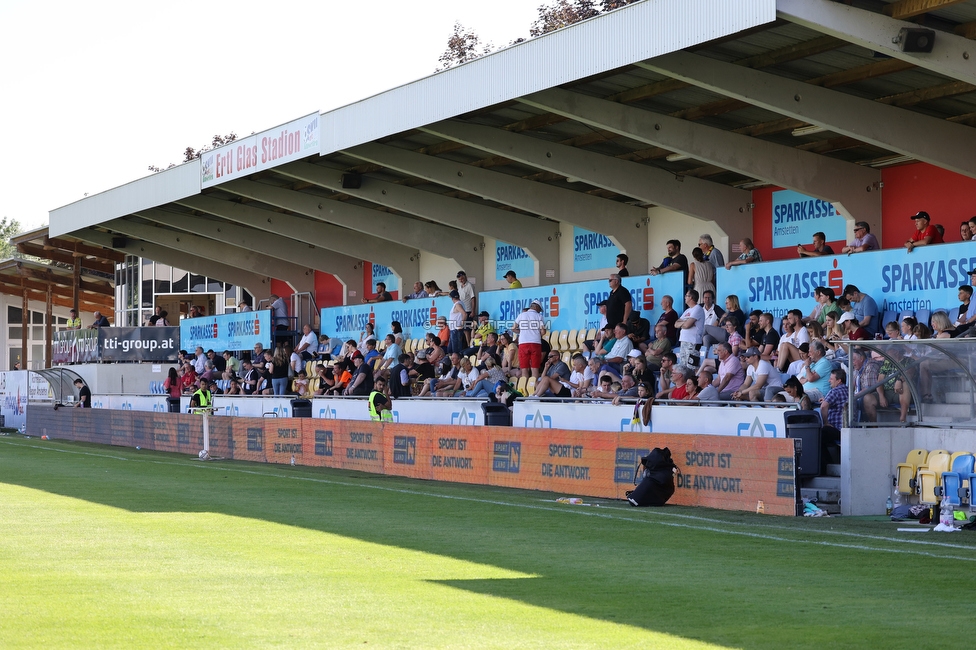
[912,210,930,221]
[597,300,608,307]
[478,311,489,318]
[449,290,460,299]
[456,270,466,278]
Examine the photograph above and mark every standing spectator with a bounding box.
[146,306,162,326]
[90,311,110,328]
[155,310,170,326]
[237,301,252,312]
[820,368,848,460]
[402,281,428,302]
[657,295,678,346]
[688,248,715,297]
[842,221,880,254]
[503,270,522,288]
[725,238,762,270]
[456,270,475,322]
[674,290,704,368]
[363,282,393,303]
[649,240,688,280]
[698,234,725,270]
[797,231,835,257]
[615,253,630,277]
[905,210,944,252]
[66,309,82,330]
[269,294,289,331]
[163,368,181,399]
[513,300,545,379]
[605,274,632,330]
[73,378,92,408]
[448,291,466,354]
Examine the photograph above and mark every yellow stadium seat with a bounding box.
[306,377,319,397]
[586,328,597,341]
[526,377,537,394]
[549,331,561,351]
[558,330,570,351]
[561,351,572,365]
[305,361,316,377]
[895,448,927,496]
[566,329,579,351]
[515,376,528,394]
[917,450,952,505]
[405,339,415,353]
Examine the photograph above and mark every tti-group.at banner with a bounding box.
[771,189,847,249]
[573,227,620,272]
[370,263,399,293]
[99,327,179,362]
[321,296,455,342]
[201,113,320,188]
[495,240,534,281]
[718,241,976,317]
[28,408,799,516]
[180,311,269,353]
[479,273,684,333]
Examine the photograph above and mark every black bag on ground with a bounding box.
[627,447,678,507]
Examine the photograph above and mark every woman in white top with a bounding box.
[358,322,376,354]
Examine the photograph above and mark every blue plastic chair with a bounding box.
[940,453,975,507]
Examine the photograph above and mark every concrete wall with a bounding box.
[842,426,976,516]
[645,207,731,276]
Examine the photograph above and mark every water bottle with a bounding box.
[290,454,296,467]
[885,496,893,516]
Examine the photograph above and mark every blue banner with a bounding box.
[180,311,270,352]
[495,240,534,281]
[371,263,399,293]
[321,297,455,342]
[771,189,847,248]
[572,226,620,272]
[479,273,684,333]
[717,241,976,318]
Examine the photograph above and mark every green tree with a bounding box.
[437,22,493,71]
[149,132,238,172]
[529,0,599,36]
[0,217,23,260]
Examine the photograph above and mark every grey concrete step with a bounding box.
[801,487,840,503]
[825,463,841,477]
[803,476,840,490]
[920,403,974,418]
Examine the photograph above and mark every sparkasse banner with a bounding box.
[201,113,320,188]
[180,311,270,352]
[771,189,846,249]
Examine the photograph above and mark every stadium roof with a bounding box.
[49,0,976,298]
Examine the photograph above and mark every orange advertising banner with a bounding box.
[28,409,799,516]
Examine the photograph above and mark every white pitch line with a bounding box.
[5,438,976,559]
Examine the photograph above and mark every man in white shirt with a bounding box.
[193,346,207,375]
[598,322,634,378]
[514,300,545,379]
[296,324,318,361]
[733,347,784,402]
[675,290,705,368]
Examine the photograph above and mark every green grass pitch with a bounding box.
[1,436,973,649]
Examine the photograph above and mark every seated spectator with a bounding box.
[466,357,508,398]
[797,231,835,257]
[402,281,429,301]
[612,382,653,425]
[931,311,960,339]
[200,361,218,383]
[743,310,763,349]
[904,210,944,252]
[664,366,691,400]
[453,357,479,396]
[814,287,841,325]
[725,238,762,270]
[472,332,501,368]
[419,356,460,397]
[849,349,880,423]
[655,352,677,399]
[583,300,609,353]
[597,323,634,377]
[756,312,779,363]
[724,317,745,356]
[589,374,617,400]
[378,334,402,374]
[344,352,374,396]
[698,290,724,337]
[387,353,414,398]
[463,312,495,356]
[645,323,672,372]
[956,269,976,333]
[776,310,810,372]
[363,339,380,367]
[695,368,719,402]
[955,286,972,328]
[290,346,304,378]
[798,340,832,401]
[411,351,435,385]
[240,360,258,395]
[295,324,318,361]
[224,378,242,396]
[436,316,450,347]
[329,360,353,395]
[424,333,446,367]
[179,363,198,394]
[714,343,744,400]
[732,347,783,402]
[864,349,911,422]
[900,316,918,340]
[677,376,700,402]
[314,364,335,396]
[626,352,651,388]
[884,321,901,340]
[292,370,309,397]
[782,376,813,410]
[533,351,573,397]
[842,221,880,254]
[498,333,519,377]
[206,349,226,374]
[838,312,870,341]
[627,311,651,352]
[357,323,376,355]
[843,285,879,337]
[784,342,809,380]
[315,335,333,361]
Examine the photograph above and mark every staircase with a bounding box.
[801,463,841,514]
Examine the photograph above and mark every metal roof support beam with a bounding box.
[521,88,881,222]
[133,208,384,298]
[275,161,562,285]
[344,142,650,273]
[640,51,976,179]
[419,119,752,232]
[221,179,484,284]
[79,228,274,296]
[173,196,418,288]
[778,0,976,87]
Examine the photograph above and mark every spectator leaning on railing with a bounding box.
[905,210,944,252]
[841,221,880,254]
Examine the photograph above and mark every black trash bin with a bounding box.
[291,399,312,418]
[784,410,822,477]
[167,397,181,413]
[482,402,512,427]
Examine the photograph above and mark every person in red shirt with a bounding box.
[838,312,870,341]
[905,211,943,252]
